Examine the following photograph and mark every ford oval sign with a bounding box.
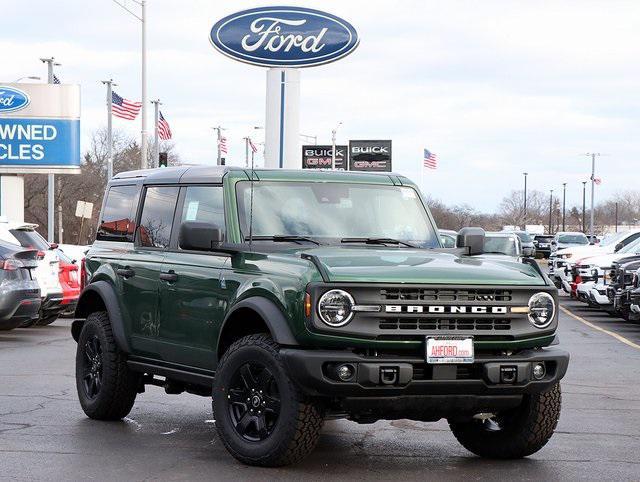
[0,86,31,114]
[210,6,359,68]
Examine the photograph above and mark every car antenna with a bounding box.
[248,146,255,249]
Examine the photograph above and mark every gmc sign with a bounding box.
[302,145,347,170]
[349,140,392,172]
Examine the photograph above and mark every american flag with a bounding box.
[592,176,602,185]
[157,111,172,140]
[423,148,437,169]
[111,91,142,120]
[53,74,61,84]
[218,136,228,155]
[248,137,258,154]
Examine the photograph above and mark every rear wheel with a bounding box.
[212,334,323,466]
[449,383,561,459]
[75,311,140,420]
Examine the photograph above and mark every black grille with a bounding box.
[379,288,512,302]
[412,364,481,381]
[379,317,512,331]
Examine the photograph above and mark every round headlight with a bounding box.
[318,289,354,327]
[528,292,555,329]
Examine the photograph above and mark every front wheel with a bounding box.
[449,383,562,459]
[75,311,140,420]
[212,334,324,467]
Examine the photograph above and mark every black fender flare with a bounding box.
[72,280,131,354]
[218,296,298,352]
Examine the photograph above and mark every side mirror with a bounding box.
[457,227,485,255]
[523,246,534,257]
[614,242,623,252]
[179,221,224,251]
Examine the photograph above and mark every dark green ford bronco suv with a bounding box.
[72,166,569,466]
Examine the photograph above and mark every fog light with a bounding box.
[337,364,354,381]
[532,363,546,380]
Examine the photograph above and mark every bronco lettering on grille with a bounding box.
[384,305,508,314]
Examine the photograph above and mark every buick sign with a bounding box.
[210,6,359,68]
[0,86,30,114]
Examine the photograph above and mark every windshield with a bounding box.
[484,236,518,256]
[515,232,532,243]
[618,237,640,254]
[236,181,439,247]
[9,229,50,251]
[600,232,626,246]
[557,234,589,245]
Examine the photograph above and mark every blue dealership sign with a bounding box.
[210,6,359,67]
[0,118,80,168]
[0,86,31,114]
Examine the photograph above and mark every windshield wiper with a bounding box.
[245,235,321,245]
[341,237,417,248]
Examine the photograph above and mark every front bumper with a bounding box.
[281,346,569,398]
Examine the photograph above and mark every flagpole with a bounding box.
[213,126,222,165]
[244,137,249,168]
[102,79,116,179]
[151,99,161,168]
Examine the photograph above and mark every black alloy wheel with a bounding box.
[81,335,103,399]
[227,362,281,442]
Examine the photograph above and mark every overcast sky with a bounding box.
[4,0,640,211]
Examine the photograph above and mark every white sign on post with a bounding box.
[75,200,93,219]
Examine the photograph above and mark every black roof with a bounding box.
[112,166,408,185]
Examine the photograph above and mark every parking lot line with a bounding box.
[560,305,640,351]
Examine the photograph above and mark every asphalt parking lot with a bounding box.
[1,298,639,481]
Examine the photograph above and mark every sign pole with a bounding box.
[41,57,58,243]
[101,79,115,179]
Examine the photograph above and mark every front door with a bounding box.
[157,185,230,369]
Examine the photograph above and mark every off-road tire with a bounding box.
[212,333,324,467]
[75,311,140,420]
[449,382,561,458]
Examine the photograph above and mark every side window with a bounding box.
[180,186,225,238]
[97,185,139,242]
[138,186,179,248]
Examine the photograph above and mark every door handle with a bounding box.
[159,270,178,283]
[116,267,135,278]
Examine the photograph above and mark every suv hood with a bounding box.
[556,245,606,257]
[300,246,545,285]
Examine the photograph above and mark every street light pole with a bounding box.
[523,172,528,227]
[548,189,554,235]
[582,181,587,233]
[140,0,148,169]
[40,57,60,243]
[562,182,567,231]
[111,0,147,169]
[331,122,342,170]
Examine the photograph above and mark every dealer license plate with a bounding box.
[426,336,474,364]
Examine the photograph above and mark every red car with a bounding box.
[56,249,80,313]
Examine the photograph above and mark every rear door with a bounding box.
[123,185,180,357]
[157,185,229,369]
